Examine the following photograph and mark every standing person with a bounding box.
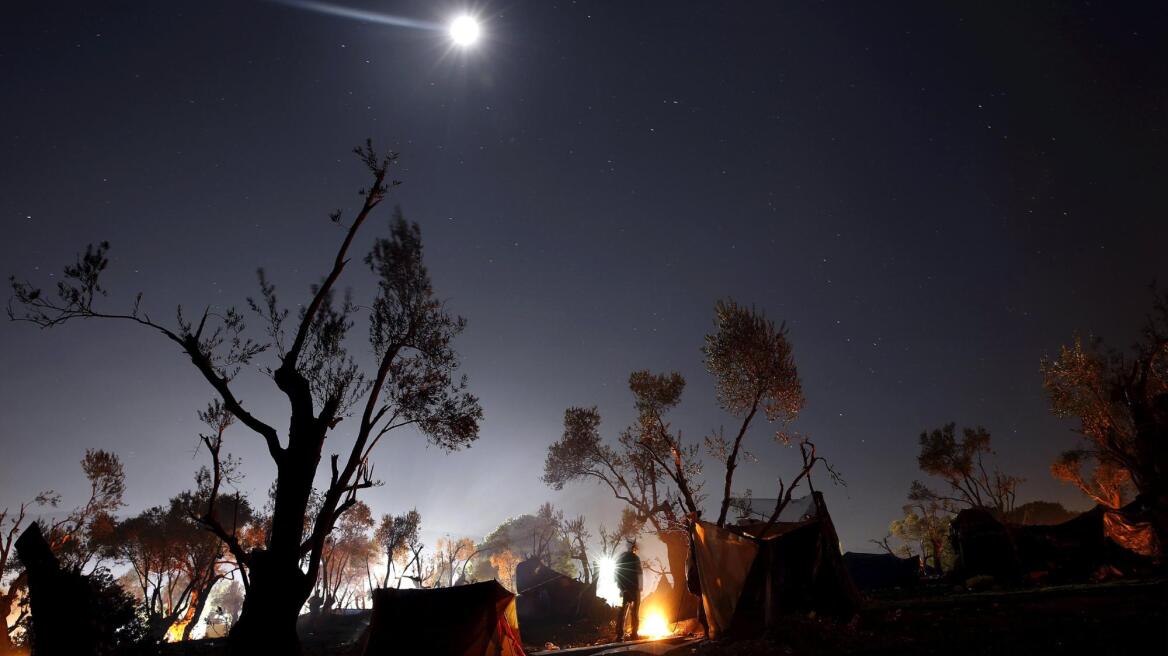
[614,540,642,641]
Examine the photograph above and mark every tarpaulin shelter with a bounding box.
[691,492,861,639]
[950,508,1022,581]
[515,558,610,625]
[362,581,524,656]
[952,501,1159,583]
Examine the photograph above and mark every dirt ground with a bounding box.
[158,579,1166,655]
[520,617,620,651]
[691,579,1167,656]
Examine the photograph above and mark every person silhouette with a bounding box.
[614,540,642,641]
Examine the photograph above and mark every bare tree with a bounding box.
[531,503,565,564]
[8,142,483,654]
[562,515,592,584]
[431,536,476,587]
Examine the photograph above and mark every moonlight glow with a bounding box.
[449,15,481,46]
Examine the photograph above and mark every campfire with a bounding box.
[638,607,674,640]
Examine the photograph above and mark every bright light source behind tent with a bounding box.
[596,556,622,607]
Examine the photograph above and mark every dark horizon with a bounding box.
[2,0,1166,563]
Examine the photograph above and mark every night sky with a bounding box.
[2,1,1166,560]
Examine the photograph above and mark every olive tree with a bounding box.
[9,142,482,654]
[544,300,827,614]
[1042,289,1168,548]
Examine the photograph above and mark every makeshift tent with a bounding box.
[363,581,524,656]
[950,501,1160,584]
[950,508,1022,581]
[843,552,921,590]
[515,558,610,625]
[692,492,861,639]
[995,504,1157,582]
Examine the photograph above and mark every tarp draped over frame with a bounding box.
[363,581,524,656]
[693,521,758,637]
[692,492,861,639]
[1102,511,1161,558]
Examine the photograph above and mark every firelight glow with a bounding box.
[449,15,481,46]
[638,608,672,640]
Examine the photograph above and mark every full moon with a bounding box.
[449,15,480,47]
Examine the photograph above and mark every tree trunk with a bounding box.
[229,432,323,655]
[657,530,697,620]
[0,592,16,656]
[180,575,221,641]
[15,523,101,655]
[228,551,312,655]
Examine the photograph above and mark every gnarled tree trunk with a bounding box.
[229,551,313,654]
[15,523,100,655]
[229,452,321,655]
[658,530,698,621]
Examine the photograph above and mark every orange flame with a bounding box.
[638,607,673,640]
[165,620,191,643]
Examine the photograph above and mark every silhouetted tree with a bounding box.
[396,517,427,589]
[46,449,126,572]
[106,490,249,642]
[480,507,575,576]
[316,500,376,611]
[16,523,147,656]
[2,450,125,651]
[598,509,642,558]
[912,423,1020,516]
[543,392,694,596]
[486,550,523,592]
[1042,289,1167,546]
[1,492,58,654]
[374,509,420,588]
[1003,500,1077,526]
[9,142,483,654]
[546,369,714,610]
[431,536,476,587]
[545,300,831,615]
[562,515,592,584]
